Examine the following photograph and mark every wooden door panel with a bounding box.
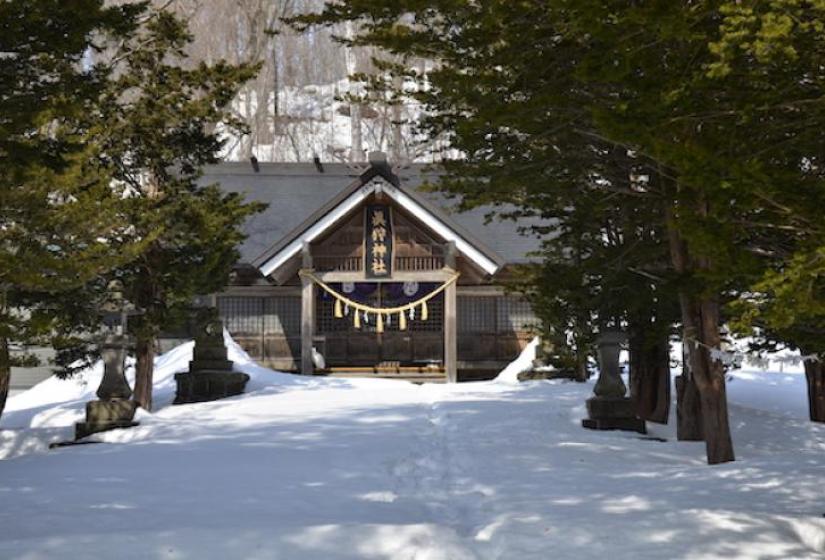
[458,334,497,362]
[380,333,412,363]
[323,335,349,364]
[496,335,522,361]
[412,334,443,364]
[347,333,381,365]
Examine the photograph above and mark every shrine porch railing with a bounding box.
[312,255,445,273]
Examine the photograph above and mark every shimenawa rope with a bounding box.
[299,270,459,332]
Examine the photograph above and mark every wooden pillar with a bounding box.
[444,241,458,383]
[301,243,315,375]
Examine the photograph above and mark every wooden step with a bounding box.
[324,366,443,374]
[316,370,446,383]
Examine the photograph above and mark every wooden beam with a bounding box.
[270,256,300,286]
[455,285,506,297]
[219,285,302,297]
[445,240,457,271]
[302,242,313,269]
[454,255,487,284]
[444,276,457,383]
[301,243,314,375]
[314,270,455,283]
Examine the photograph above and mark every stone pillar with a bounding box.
[582,330,646,433]
[96,336,133,400]
[593,331,627,398]
[75,335,139,440]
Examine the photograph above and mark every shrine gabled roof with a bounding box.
[199,159,545,273]
[255,161,504,276]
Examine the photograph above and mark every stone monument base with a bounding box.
[519,368,582,382]
[173,370,250,404]
[582,396,646,434]
[75,399,139,440]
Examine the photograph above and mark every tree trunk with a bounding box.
[133,336,155,411]
[574,344,590,382]
[0,335,10,421]
[391,75,404,161]
[666,209,704,441]
[345,23,364,163]
[0,286,9,420]
[803,358,825,423]
[678,292,735,463]
[629,327,671,424]
[350,103,363,162]
[699,366,734,463]
[666,204,735,464]
[675,371,703,440]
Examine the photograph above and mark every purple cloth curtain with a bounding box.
[322,282,439,304]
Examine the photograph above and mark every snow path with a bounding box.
[1,339,824,559]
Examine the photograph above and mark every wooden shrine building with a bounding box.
[206,153,540,382]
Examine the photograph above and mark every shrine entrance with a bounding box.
[216,157,537,384]
[253,162,505,383]
[315,283,445,370]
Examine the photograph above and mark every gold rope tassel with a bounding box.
[298,271,459,331]
[376,313,384,333]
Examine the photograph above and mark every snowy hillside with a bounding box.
[1,337,824,559]
[222,79,438,164]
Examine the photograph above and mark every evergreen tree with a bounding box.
[524,185,678,423]
[711,1,825,423]
[96,10,264,411]
[0,0,145,419]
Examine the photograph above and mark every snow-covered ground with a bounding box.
[1,336,824,559]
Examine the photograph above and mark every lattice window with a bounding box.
[458,295,538,334]
[458,296,497,333]
[316,291,380,333]
[264,297,301,336]
[218,296,263,335]
[218,295,302,337]
[410,294,443,332]
[497,296,539,333]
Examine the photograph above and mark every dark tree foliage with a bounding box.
[0,0,146,419]
[719,2,825,423]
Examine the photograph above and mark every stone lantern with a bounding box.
[581,329,645,433]
[173,305,249,404]
[75,285,140,440]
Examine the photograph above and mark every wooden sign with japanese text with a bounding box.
[365,205,393,278]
